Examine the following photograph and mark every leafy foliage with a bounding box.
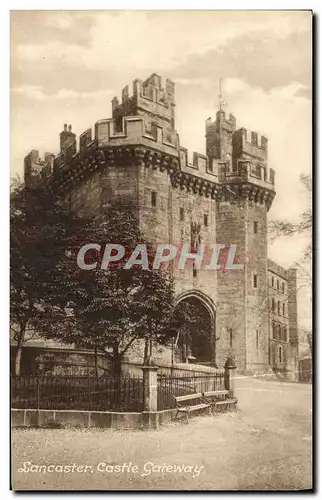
[10,180,88,375]
[35,202,180,375]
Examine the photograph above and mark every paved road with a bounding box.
[11,377,312,491]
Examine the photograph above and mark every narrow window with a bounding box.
[277,280,280,291]
[272,276,274,287]
[229,328,233,348]
[151,191,157,207]
[272,322,276,339]
[180,207,184,221]
[254,221,258,234]
[193,264,197,278]
[204,214,208,227]
[278,324,281,340]
[272,298,275,311]
[282,303,285,316]
[278,346,283,364]
[256,330,259,351]
[253,273,258,288]
[282,282,285,294]
[277,301,280,314]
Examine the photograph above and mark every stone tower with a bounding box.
[206,111,274,372]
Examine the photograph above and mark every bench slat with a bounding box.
[203,390,229,397]
[189,404,209,411]
[174,393,203,402]
[215,399,237,405]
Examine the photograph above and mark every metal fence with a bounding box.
[11,375,144,412]
[157,371,226,411]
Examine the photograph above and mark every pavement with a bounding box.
[11,376,312,491]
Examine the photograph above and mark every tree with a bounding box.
[38,203,180,376]
[268,173,312,266]
[10,179,88,376]
[268,173,312,354]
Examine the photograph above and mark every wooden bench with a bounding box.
[202,390,238,415]
[173,393,211,423]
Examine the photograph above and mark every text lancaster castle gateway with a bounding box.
[24,73,299,379]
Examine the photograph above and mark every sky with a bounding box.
[10,10,312,329]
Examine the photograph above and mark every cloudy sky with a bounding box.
[10,11,312,328]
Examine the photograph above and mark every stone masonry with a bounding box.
[23,73,299,379]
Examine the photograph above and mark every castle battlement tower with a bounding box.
[22,73,298,378]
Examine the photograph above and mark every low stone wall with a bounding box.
[11,408,177,431]
[122,361,220,377]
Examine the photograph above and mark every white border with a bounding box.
[3,3,318,498]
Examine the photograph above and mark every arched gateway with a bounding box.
[174,290,216,366]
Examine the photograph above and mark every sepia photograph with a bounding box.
[10,10,312,491]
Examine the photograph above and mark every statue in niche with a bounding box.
[190,221,201,252]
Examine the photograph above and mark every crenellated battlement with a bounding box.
[94,116,179,152]
[219,159,275,187]
[179,148,218,181]
[206,110,237,133]
[111,73,176,136]
[23,72,275,210]
[268,259,289,280]
[24,149,55,185]
[232,127,268,161]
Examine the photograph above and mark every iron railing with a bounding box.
[11,375,144,412]
[157,371,226,410]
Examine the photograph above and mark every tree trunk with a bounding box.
[111,343,122,378]
[143,337,149,365]
[94,345,99,380]
[149,335,153,358]
[14,333,24,377]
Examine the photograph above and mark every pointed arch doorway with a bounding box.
[174,290,216,366]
